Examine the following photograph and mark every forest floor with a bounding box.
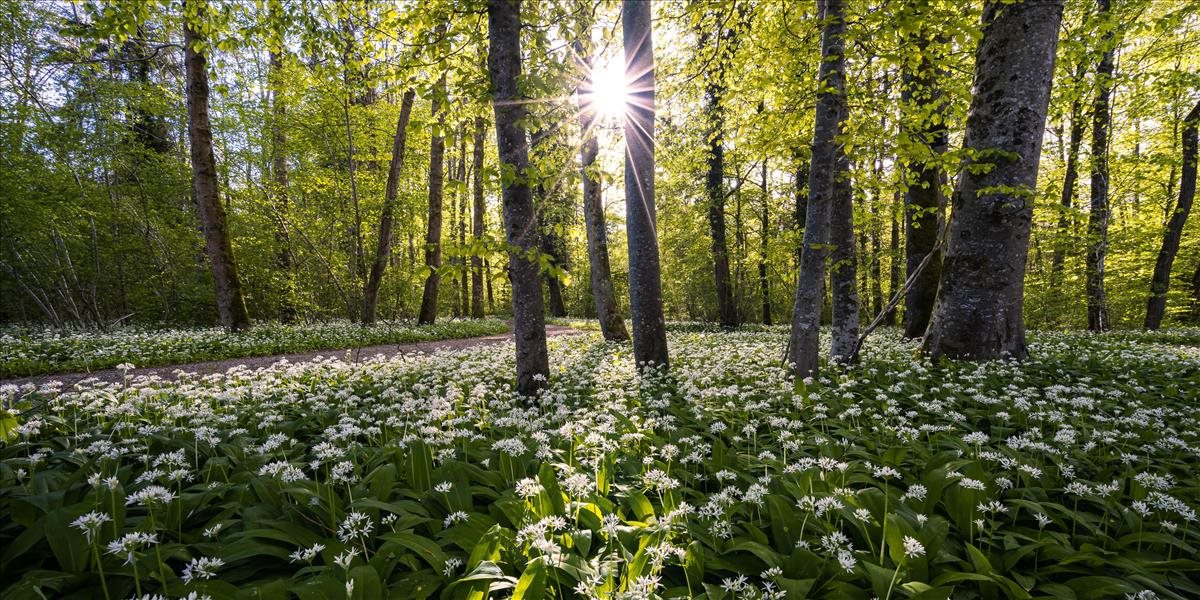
[1,324,580,389]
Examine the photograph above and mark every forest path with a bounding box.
[3,324,582,389]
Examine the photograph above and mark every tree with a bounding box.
[922,0,1063,360]
[829,146,858,362]
[418,72,448,325]
[574,38,629,341]
[487,0,549,396]
[183,0,250,332]
[700,8,738,328]
[1086,0,1115,332]
[362,89,415,324]
[1145,99,1200,329]
[268,47,296,323]
[900,28,948,339]
[471,116,487,319]
[623,0,669,369]
[759,156,772,325]
[788,0,847,377]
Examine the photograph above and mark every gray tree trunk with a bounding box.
[575,39,629,341]
[269,50,296,323]
[829,147,859,362]
[788,0,846,377]
[1050,93,1085,286]
[623,0,670,369]
[487,0,549,396]
[887,191,901,325]
[923,0,1063,360]
[184,2,250,332]
[1145,99,1200,329]
[901,39,947,339]
[362,89,415,324]
[1086,0,1114,332]
[471,116,487,319]
[759,157,772,326]
[418,73,448,325]
[701,19,737,328]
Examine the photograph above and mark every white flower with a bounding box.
[515,478,543,499]
[434,481,453,493]
[106,532,158,565]
[70,511,111,544]
[337,512,375,543]
[290,543,326,563]
[181,556,224,583]
[902,536,925,559]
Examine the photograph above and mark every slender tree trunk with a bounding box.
[793,151,808,271]
[829,147,859,362]
[575,39,629,341]
[458,130,469,317]
[886,191,901,325]
[870,208,883,321]
[183,1,250,332]
[1086,0,1115,332]
[623,0,670,369]
[900,37,947,339]
[362,89,415,324]
[788,0,846,377]
[487,0,549,396]
[471,117,487,318]
[1191,261,1200,322]
[418,73,448,324]
[269,50,296,323]
[702,20,737,328]
[1145,99,1200,329]
[923,0,1062,360]
[1051,96,1085,285]
[759,157,772,325]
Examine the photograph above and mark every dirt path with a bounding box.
[3,325,582,389]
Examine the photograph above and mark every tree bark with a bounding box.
[418,73,448,325]
[1086,0,1114,332]
[923,0,1062,360]
[1050,95,1084,285]
[900,38,948,339]
[886,191,901,325]
[1145,99,1200,329]
[829,147,859,363]
[269,50,296,323]
[457,129,469,317]
[362,89,415,324]
[183,1,250,332]
[623,0,670,369]
[701,18,737,328]
[487,0,549,396]
[759,157,772,325]
[471,116,487,318]
[788,0,846,377]
[575,40,629,341]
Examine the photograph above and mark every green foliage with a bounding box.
[2,328,1198,598]
[0,318,509,378]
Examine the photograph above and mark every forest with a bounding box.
[1,0,1199,599]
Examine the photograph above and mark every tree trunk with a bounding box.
[1050,96,1084,285]
[458,130,469,317]
[269,50,296,323]
[1086,0,1114,332]
[362,89,415,324]
[183,1,251,332]
[922,0,1062,360]
[623,0,670,369]
[900,36,947,339]
[829,147,859,363]
[418,73,447,325]
[487,0,549,396]
[471,116,487,318]
[759,157,772,325]
[702,19,737,328]
[886,191,901,325]
[575,41,629,342]
[788,0,846,377]
[1145,99,1200,329]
